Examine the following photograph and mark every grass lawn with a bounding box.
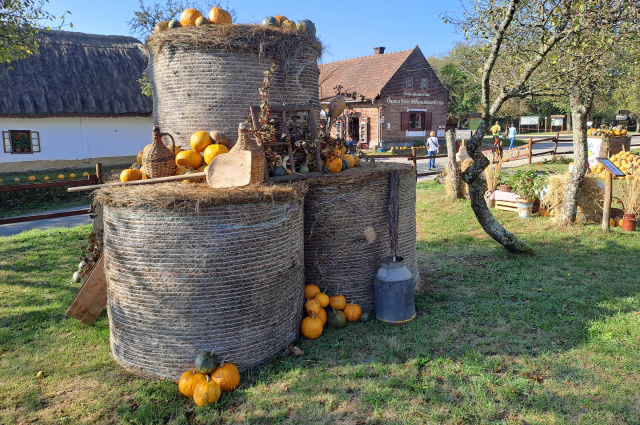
[1,181,640,424]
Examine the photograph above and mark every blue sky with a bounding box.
[45,0,465,62]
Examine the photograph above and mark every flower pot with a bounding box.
[621,214,637,232]
[499,184,512,192]
[516,199,534,218]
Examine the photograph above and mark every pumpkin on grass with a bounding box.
[194,350,218,374]
[70,173,77,178]
[193,376,221,407]
[176,150,203,169]
[211,362,240,391]
[327,309,347,329]
[204,144,229,164]
[315,307,327,325]
[304,284,321,299]
[314,292,329,308]
[301,314,323,339]
[44,176,49,181]
[120,169,142,182]
[209,7,232,24]
[178,369,207,398]
[58,174,65,180]
[344,302,362,322]
[304,298,321,316]
[329,294,347,310]
[28,176,36,181]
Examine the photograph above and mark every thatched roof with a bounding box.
[0,30,152,118]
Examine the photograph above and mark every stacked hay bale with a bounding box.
[541,174,604,223]
[303,163,418,310]
[146,25,323,149]
[96,182,307,380]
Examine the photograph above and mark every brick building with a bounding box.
[319,46,448,149]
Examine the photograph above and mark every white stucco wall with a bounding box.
[0,116,153,164]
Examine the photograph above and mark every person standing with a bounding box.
[427,131,439,170]
[490,121,501,146]
[507,124,517,149]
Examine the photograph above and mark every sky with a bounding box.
[44,0,465,62]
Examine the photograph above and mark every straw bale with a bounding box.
[541,173,604,223]
[304,163,418,310]
[146,25,323,148]
[103,184,306,380]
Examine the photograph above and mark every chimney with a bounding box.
[374,47,385,55]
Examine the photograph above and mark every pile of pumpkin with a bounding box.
[590,150,640,180]
[300,284,368,340]
[325,146,361,174]
[261,15,316,36]
[121,130,231,183]
[587,126,628,137]
[178,350,240,407]
[2,172,88,184]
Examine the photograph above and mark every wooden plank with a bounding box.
[602,171,612,233]
[65,257,107,325]
[0,175,98,193]
[68,172,206,193]
[0,209,90,225]
[495,201,518,212]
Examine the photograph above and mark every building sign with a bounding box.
[437,130,445,137]
[520,116,539,125]
[455,129,472,140]
[403,91,430,97]
[385,97,444,105]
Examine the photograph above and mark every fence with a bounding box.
[0,164,103,226]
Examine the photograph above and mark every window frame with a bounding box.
[409,113,422,130]
[2,130,41,154]
[421,77,428,89]
[406,76,413,88]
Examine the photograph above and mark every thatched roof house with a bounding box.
[0,30,152,118]
[0,30,153,170]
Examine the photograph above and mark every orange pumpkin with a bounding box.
[274,15,288,25]
[203,144,229,164]
[314,292,329,308]
[180,9,203,26]
[154,21,168,32]
[329,294,347,310]
[178,369,207,398]
[210,362,240,391]
[193,376,221,407]
[305,298,321,316]
[304,284,321,299]
[136,151,143,165]
[315,307,327,325]
[301,315,323,339]
[209,7,232,24]
[190,131,212,152]
[326,157,342,173]
[344,302,362,322]
[176,150,203,169]
[28,176,36,181]
[120,169,143,182]
[341,154,355,168]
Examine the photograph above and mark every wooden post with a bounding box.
[95,163,103,183]
[602,171,612,232]
[411,147,417,168]
[528,138,533,164]
[553,134,558,154]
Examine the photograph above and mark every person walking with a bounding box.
[427,131,439,170]
[507,124,517,149]
[490,121,501,146]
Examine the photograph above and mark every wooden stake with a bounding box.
[602,171,612,233]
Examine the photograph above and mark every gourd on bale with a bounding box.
[341,158,350,170]
[155,21,168,32]
[190,131,212,152]
[298,163,310,173]
[327,309,347,329]
[299,19,316,36]
[178,369,208,398]
[305,298,321,316]
[262,16,279,27]
[204,144,229,164]
[209,130,232,150]
[344,302,362,322]
[194,350,218,374]
[314,292,329,308]
[304,284,321,299]
[120,169,142,182]
[193,376,221,407]
[210,362,240,391]
[168,19,181,28]
[329,294,347,310]
[180,9,203,26]
[281,19,296,29]
[315,307,327,325]
[274,15,288,25]
[209,7,232,24]
[176,150,203,169]
[341,154,355,168]
[301,315,323,339]
[326,157,342,173]
[195,16,208,26]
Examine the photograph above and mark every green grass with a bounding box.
[2,182,640,424]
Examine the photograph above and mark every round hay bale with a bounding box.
[304,163,418,310]
[96,182,307,380]
[146,25,323,149]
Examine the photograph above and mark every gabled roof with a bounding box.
[0,30,152,118]
[319,48,414,100]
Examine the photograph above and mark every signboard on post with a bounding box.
[455,129,472,140]
[520,116,538,125]
[587,137,602,167]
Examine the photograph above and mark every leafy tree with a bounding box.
[0,0,71,64]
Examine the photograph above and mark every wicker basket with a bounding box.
[230,122,265,185]
[142,126,176,178]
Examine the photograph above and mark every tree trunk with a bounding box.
[462,120,532,253]
[558,90,592,226]
[445,129,459,202]
[566,110,572,132]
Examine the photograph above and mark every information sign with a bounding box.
[520,116,539,125]
[455,129,472,140]
[596,158,625,177]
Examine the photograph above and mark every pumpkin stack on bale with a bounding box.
[303,163,419,311]
[96,182,307,380]
[145,21,323,148]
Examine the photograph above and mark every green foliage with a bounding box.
[0,0,71,64]
[137,72,152,97]
[508,169,549,201]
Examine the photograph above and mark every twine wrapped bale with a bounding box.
[146,25,323,149]
[304,163,418,310]
[541,173,604,223]
[95,182,307,380]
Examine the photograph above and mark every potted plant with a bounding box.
[618,171,639,231]
[509,170,549,218]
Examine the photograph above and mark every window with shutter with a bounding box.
[31,131,41,152]
[421,77,428,89]
[401,112,411,130]
[406,76,413,88]
[423,112,433,130]
[2,131,10,153]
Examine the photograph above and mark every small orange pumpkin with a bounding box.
[193,375,221,407]
[326,157,342,173]
[136,151,143,165]
[178,369,207,398]
[190,131,212,152]
[314,292,329,308]
[274,15,288,25]
[28,176,36,181]
[209,7,232,24]
[180,9,203,26]
[176,150,203,169]
[304,284,321,299]
[315,307,327,326]
[329,294,347,310]
[305,298,321,316]
[210,362,240,391]
[301,314,323,339]
[120,169,143,182]
[344,302,362,322]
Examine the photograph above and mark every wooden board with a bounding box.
[495,200,518,212]
[206,151,252,188]
[65,257,107,325]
